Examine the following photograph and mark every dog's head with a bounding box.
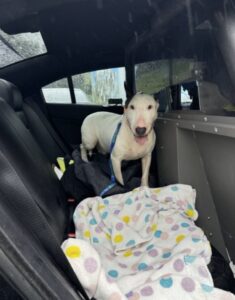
[124,93,159,145]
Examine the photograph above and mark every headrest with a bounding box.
[0,79,23,112]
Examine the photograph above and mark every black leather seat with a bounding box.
[0,80,88,298]
[0,79,70,164]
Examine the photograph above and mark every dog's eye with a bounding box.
[147,105,152,110]
[130,105,135,110]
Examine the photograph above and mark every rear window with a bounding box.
[0,29,47,68]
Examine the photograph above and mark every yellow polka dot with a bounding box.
[186,209,195,218]
[65,245,81,258]
[123,250,133,257]
[153,188,161,194]
[151,224,157,231]
[122,216,130,224]
[176,234,186,243]
[84,230,91,238]
[114,234,123,243]
[98,204,105,211]
[106,233,111,240]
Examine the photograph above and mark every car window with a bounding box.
[42,78,71,104]
[42,67,126,105]
[135,59,202,112]
[72,67,126,105]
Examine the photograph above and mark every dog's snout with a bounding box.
[135,127,147,136]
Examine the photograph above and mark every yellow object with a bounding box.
[114,234,123,243]
[122,216,130,224]
[186,209,195,218]
[176,234,186,243]
[123,250,133,257]
[65,245,81,258]
[56,157,74,173]
[84,230,91,238]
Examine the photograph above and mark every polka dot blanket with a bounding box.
[61,184,235,300]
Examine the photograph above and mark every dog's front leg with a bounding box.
[111,155,124,186]
[141,153,151,186]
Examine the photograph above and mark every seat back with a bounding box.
[0,79,70,163]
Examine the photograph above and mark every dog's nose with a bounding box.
[135,127,147,136]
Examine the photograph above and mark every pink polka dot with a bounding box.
[116,222,124,231]
[173,259,184,272]
[198,266,209,278]
[171,224,179,231]
[84,257,98,273]
[140,286,154,296]
[95,226,102,233]
[165,217,174,224]
[133,251,142,257]
[106,276,115,283]
[131,263,138,271]
[188,227,196,232]
[177,200,184,207]
[129,292,140,300]
[146,226,152,234]
[151,195,157,201]
[181,277,195,292]
[148,249,158,257]
[118,263,128,269]
[136,203,142,211]
[161,232,169,240]
[132,215,138,222]
[109,292,123,300]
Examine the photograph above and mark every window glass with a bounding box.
[72,67,126,105]
[135,59,203,112]
[0,29,47,68]
[42,78,71,103]
[135,59,202,95]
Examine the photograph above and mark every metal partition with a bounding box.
[155,112,235,262]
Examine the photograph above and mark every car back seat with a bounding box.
[0,81,89,299]
[0,79,71,164]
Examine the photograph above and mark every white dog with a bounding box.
[80,93,159,186]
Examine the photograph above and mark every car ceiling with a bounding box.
[0,0,226,94]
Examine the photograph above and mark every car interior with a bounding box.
[0,0,235,299]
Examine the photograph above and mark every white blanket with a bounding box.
[62,184,235,300]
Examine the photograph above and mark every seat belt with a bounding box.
[99,122,121,197]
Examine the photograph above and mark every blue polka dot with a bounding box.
[145,204,152,208]
[171,186,179,191]
[126,240,135,247]
[125,198,133,205]
[89,218,97,225]
[160,277,173,288]
[201,284,214,293]
[93,237,99,243]
[184,255,197,264]
[145,214,150,223]
[108,270,119,278]
[154,230,162,238]
[162,252,171,259]
[101,211,108,219]
[192,238,201,243]
[187,204,193,210]
[146,244,154,251]
[138,263,148,270]
[181,222,189,228]
[104,199,109,205]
